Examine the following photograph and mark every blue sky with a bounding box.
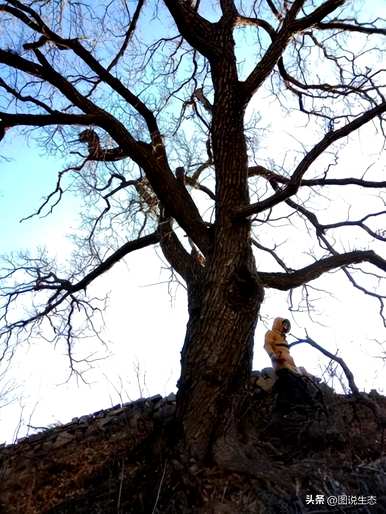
[0,132,78,254]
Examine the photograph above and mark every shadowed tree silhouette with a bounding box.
[0,0,385,461]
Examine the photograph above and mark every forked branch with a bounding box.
[238,101,386,218]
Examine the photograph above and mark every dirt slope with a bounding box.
[1,383,385,513]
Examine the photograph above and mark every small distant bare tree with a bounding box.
[0,1,385,461]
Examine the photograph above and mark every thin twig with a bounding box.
[152,460,168,514]
[290,334,386,427]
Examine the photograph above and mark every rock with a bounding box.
[51,431,75,448]
[261,367,275,379]
[1,390,385,514]
[251,368,276,392]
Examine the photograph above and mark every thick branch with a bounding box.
[158,218,193,281]
[241,0,347,101]
[0,48,105,115]
[248,165,386,189]
[0,48,210,254]
[0,112,102,129]
[57,40,162,146]
[69,232,160,293]
[6,1,162,148]
[162,0,217,58]
[0,232,160,341]
[241,0,306,100]
[235,16,275,39]
[258,250,386,290]
[317,20,386,36]
[77,129,129,161]
[239,101,386,218]
[293,0,345,32]
[106,0,145,72]
[220,0,238,18]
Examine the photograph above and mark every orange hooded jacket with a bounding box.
[264,317,298,373]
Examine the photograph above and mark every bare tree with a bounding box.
[0,0,385,461]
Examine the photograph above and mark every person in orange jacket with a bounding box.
[264,317,299,374]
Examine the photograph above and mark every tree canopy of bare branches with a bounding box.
[0,0,385,460]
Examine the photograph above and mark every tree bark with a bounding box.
[176,262,263,460]
[175,26,264,461]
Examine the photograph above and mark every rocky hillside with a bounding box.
[1,374,385,514]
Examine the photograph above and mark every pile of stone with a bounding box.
[0,393,177,513]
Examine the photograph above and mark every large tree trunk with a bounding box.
[175,30,264,460]
[176,259,264,460]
